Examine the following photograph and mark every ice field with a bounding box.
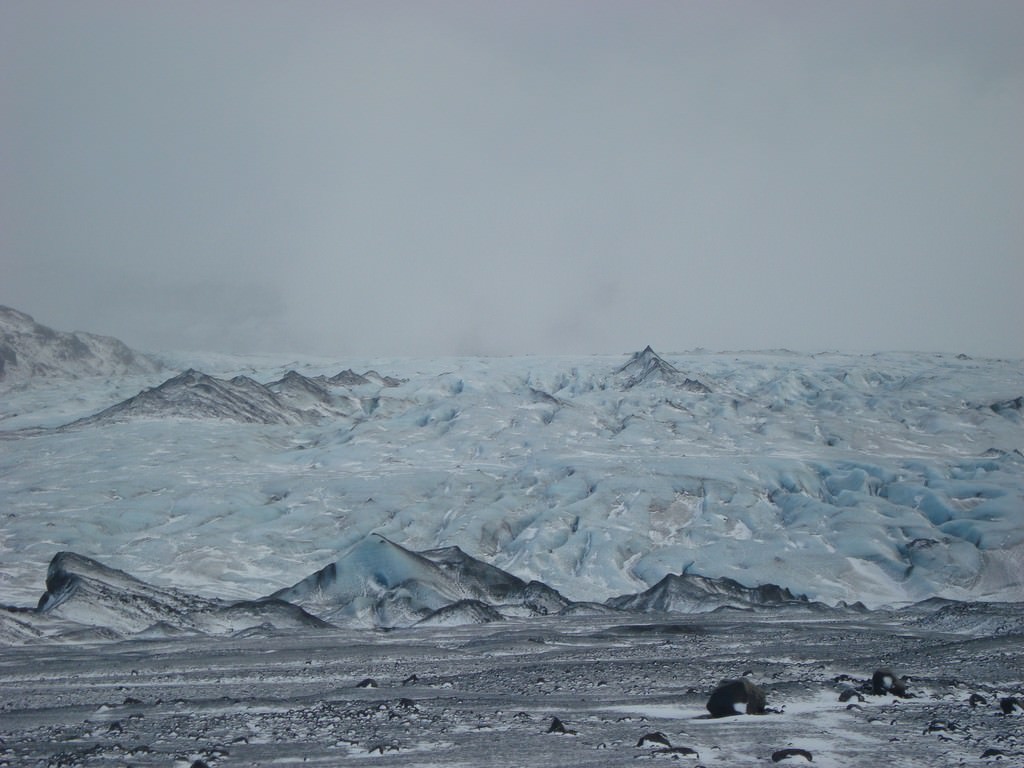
[1,339,1022,615]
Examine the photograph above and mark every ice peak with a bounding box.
[271,535,571,628]
[615,346,711,392]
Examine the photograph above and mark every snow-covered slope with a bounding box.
[0,306,161,384]
[0,340,1021,618]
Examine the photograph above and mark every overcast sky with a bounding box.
[3,1,1022,357]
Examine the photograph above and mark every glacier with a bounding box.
[1,341,1021,617]
[1,314,1022,766]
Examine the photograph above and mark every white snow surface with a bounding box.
[1,347,1022,612]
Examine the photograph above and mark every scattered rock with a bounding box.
[838,688,864,703]
[969,693,988,707]
[356,678,378,689]
[772,748,813,762]
[706,677,766,717]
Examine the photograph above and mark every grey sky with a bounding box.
[3,1,1022,357]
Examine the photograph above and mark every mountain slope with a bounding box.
[0,306,162,384]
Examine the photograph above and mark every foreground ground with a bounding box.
[1,612,1021,767]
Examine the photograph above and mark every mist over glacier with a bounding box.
[2,339,1021,614]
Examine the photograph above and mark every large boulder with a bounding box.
[706,677,766,717]
[871,668,909,697]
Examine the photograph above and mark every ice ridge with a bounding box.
[1,552,331,642]
[64,365,405,426]
[0,539,861,643]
